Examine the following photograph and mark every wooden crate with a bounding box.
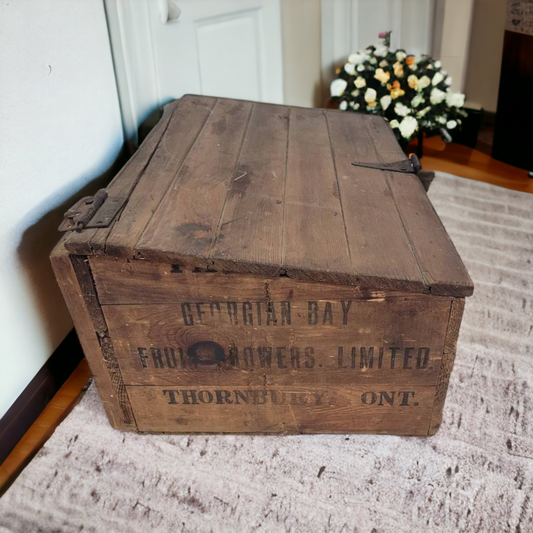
[51,95,473,435]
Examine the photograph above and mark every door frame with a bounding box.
[104,0,284,147]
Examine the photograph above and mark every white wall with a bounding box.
[280,0,322,108]
[0,0,124,419]
[464,0,506,111]
[432,0,474,93]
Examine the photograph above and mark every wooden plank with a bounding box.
[50,243,135,429]
[135,98,254,265]
[209,103,289,275]
[387,173,474,296]
[325,112,427,292]
[127,384,437,435]
[64,99,181,256]
[101,297,451,388]
[282,107,354,285]
[105,95,218,257]
[89,256,439,305]
[428,297,465,435]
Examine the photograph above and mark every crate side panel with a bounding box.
[127,384,437,435]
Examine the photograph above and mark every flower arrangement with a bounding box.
[330,32,467,145]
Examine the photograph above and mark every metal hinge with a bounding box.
[352,154,421,174]
[59,189,126,232]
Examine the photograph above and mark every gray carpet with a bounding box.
[1,172,532,533]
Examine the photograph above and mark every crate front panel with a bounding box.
[92,258,453,434]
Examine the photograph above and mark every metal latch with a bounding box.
[59,189,125,232]
[352,154,421,174]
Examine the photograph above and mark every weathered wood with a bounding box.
[428,297,465,435]
[128,384,437,435]
[105,95,217,257]
[102,301,450,387]
[209,103,289,274]
[282,107,354,285]
[63,95,472,297]
[65,99,181,256]
[325,111,427,292]
[386,172,474,296]
[50,243,135,429]
[89,256,441,305]
[136,98,254,265]
[52,95,473,435]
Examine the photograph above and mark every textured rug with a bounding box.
[1,172,532,533]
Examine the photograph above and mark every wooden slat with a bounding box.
[102,297,450,389]
[386,172,474,296]
[64,100,181,256]
[428,297,465,434]
[326,111,427,292]
[209,103,289,275]
[89,256,441,305]
[127,384,437,435]
[50,242,135,429]
[282,108,354,285]
[136,98,254,264]
[350,113,473,296]
[105,95,217,257]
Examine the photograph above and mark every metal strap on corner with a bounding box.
[351,154,422,174]
[59,189,126,232]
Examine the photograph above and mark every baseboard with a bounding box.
[0,330,84,466]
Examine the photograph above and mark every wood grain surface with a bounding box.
[88,258,454,434]
[63,95,473,298]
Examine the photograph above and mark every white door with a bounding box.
[106,0,284,144]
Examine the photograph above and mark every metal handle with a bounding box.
[159,0,181,23]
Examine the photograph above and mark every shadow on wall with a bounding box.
[16,145,130,349]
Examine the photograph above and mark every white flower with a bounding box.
[379,59,389,68]
[344,63,356,75]
[357,64,365,72]
[447,120,457,129]
[339,100,348,110]
[350,101,360,110]
[374,44,389,57]
[409,63,418,70]
[369,57,377,64]
[437,116,447,124]
[364,88,377,104]
[399,116,418,139]
[446,92,465,107]
[434,60,442,68]
[445,76,452,86]
[416,106,431,118]
[354,76,366,88]
[396,51,407,61]
[411,94,424,107]
[380,95,392,111]
[430,87,446,104]
[432,72,445,85]
[348,51,367,65]
[390,119,400,129]
[330,78,348,97]
[394,102,411,117]
[351,89,360,96]
[417,75,431,90]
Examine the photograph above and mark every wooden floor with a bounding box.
[0,359,92,495]
[0,141,531,496]
[420,136,533,193]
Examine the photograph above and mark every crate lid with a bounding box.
[63,95,473,297]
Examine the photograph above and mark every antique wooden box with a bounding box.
[51,95,473,436]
